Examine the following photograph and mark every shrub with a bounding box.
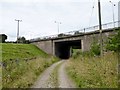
[90,41,100,56]
[106,29,120,53]
[72,49,81,59]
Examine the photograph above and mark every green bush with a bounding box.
[90,42,100,56]
[72,49,93,59]
[72,49,81,59]
[106,29,120,53]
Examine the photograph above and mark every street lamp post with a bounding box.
[98,0,103,56]
[15,19,22,43]
[109,1,116,28]
[55,21,61,34]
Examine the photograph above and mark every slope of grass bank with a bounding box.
[1,43,59,88]
[2,43,47,61]
[66,52,118,88]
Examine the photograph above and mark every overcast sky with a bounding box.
[0,0,119,41]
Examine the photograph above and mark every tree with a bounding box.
[17,37,26,43]
[58,33,65,37]
[74,31,80,35]
[74,31,83,35]
[106,29,120,53]
[0,34,7,43]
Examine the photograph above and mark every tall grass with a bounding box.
[1,43,59,88]
[2,56,58,88]
[66,52,118,88]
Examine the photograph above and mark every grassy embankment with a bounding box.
[66,50,118,88]
[1,43,59,88]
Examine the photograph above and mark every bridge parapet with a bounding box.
[30,21,120,42]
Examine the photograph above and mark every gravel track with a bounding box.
[58,60,76,88]
[32,60,76,88]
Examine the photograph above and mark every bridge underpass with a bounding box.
[55,40,81,59]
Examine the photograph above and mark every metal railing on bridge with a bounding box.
[30,21,120,42]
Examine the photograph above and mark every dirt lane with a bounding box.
[32,61,63,88]
[32,60,76,88]
[58,60,76,88]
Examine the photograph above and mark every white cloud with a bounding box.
[1,0,119,3]
[0,0,119,41]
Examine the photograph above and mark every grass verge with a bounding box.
[66,52,118,88]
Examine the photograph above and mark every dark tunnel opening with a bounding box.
[55,40,81,59]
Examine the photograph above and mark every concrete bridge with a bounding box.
[30,21,119,59]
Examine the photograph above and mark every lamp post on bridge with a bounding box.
[109,1,116,28]
[15,19,22,44]
[55,21,61,35]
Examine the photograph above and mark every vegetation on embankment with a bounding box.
[66,52,118,88]
[1,43,59,88]
[66,29,120,88]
